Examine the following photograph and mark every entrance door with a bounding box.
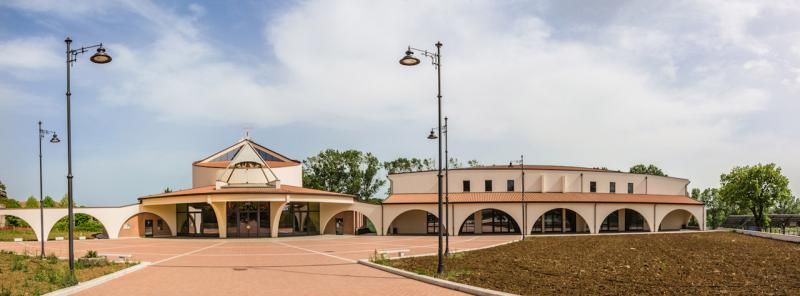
[239,211,258,237]
[335,218,344,235]
[144,219,153,238]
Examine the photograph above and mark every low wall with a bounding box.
[734,229,800,243]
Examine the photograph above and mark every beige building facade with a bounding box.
[0,138,704,241]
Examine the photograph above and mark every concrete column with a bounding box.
[208,201,227,238]
[270,201,288,238]
[474,210,482,234]
[618,209,626,231]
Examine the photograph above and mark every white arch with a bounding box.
[320,202,382,236]
[595,204,654,233]
[527,203,596,234]
[0,209,43,241]
[453,204,523,236]
[655,204,705,231]
[382,204,439,235]
[383,207,442,234]
[117,211,175,237]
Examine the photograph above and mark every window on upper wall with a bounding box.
[610,182,616,193]
[507,180,515,192]
[463,180,471,192]
[485,180,493,192]
[628,182,634,194]
[590,181,597,193]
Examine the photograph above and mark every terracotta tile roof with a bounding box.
[382,192,703,205]
[389,165,615,175]
[140,185,352,200]
[193,160,300,168]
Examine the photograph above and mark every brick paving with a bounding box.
[0,235,516,295]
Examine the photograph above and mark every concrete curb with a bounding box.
[358,259,518,296]
[43,262,151,296]
[734,229,800,243]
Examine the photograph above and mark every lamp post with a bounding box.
[428,117,449,255]
[400,42,444,274]
[38,121,60,258]
[515,155,525,239]
[64,37,112,273]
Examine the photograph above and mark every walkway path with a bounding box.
[0,235,517,295]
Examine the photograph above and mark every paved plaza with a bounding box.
[0,235,517,295]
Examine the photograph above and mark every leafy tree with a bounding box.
[2,198,28,227]
[719,163,792,228]
[0,180,7,199]
[773,195,800,214]
[59,194,69,208]
[467,160,481,167]
[303,149,385,201]
[42,195,58,208]
[383,157,435,174]
[629,164,666,176]
[163,187,173,193]
[4,199,20,208]
[24,196,39,208]
[691,187,728,229]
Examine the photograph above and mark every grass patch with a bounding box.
[383,232,800,295]
[0,249,135,295]
[0,227,36,241]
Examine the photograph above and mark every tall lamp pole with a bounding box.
[400,42,444,274]
[429,118,449,254]
[38,122,60,258]
[64,37,112,273]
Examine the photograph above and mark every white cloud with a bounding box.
[7,0,800,193]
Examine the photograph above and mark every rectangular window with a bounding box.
[463,180,471,192]
[610,182,616,193]
[426,213,439,234]
[590,181,597,193]
[507,180,515,192]
[485,180,493,192]
[628,182,634,194]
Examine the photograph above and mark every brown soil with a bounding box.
[387,232,800,295]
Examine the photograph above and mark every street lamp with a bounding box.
[38,122,59,258]
[427,117,450,255]
[401,41,444,274]
[512,155,526,240]
[64,37,112,274]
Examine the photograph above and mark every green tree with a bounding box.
[42,195,57,208]
[59,194,69,208]
[692,187,727,229]
[467,160,481,167]
[303,149,385,201]
[448,158,464,169]
[773,195,800,214]
[24,196,39,208]
[383,157,435,174]
[719,163,792,228]
[0,180,7,199]
[629,164,666,176]
[3,198,28,227]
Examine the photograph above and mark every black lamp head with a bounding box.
[90,46,112,64]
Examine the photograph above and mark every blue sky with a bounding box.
[1,1,799,205]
